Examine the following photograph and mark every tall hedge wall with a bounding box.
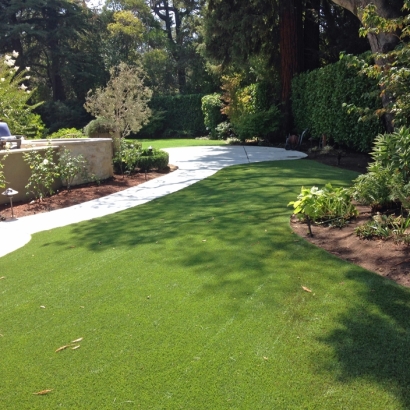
[291,58,384,152]
[138,94,206,138]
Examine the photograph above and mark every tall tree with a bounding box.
[0,0,105,102]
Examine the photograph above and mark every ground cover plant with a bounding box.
[2,160,410,409]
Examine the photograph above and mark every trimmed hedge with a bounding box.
[137,148,169,171]
[138,94,206,138]
[291,58,384,152]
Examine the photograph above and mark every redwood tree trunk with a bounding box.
[280,0,303,133]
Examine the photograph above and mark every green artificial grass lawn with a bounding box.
[132,138,227,149]
[2,160,410,409]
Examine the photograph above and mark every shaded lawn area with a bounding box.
[1,160,410,409]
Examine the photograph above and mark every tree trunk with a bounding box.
[280,0,303,133]
[304,0,320,71]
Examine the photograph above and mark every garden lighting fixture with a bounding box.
[2,188,18,219]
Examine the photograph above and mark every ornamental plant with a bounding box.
[84,62,152,152]
[24,145,59,200]
[288,184,358,227]
[113,139,142,175]
[58,148,88,191]
[0,153,8,189]
[0,51,45,138]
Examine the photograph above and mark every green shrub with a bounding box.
[291,56,383,152]
[201,93,224,138]
[84,117,115,137]
[371,127,410,181]
[113,139,143,175]
[215,121,233,140]
[137,148,169,171]
[232,106,281,141]
[138,94,206,138]
[48,128,84,139]
[58,148,88,190]
[352,127,410,210]
[23,145,59,200]
[288,184,358,226]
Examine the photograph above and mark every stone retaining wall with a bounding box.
[0,138,113,205]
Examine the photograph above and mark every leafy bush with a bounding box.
[352,127,410,211]
[201,93,224,138]
[113,139,143,175]
[48,128,85,139]
[215,121,233,140]
[288,184,358,226]
[291,56,383,152]
[138,94,206,138]
[370,127,410,181]
[232,106,281,141]
[58,148,88,190]
[83,117,115,137]
[23,145,59,200]
[355,214,410,243]
[137,148,169,171]
[351,164,395,209]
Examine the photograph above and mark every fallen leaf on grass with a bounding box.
[71,337,83,343]
[40,305,46,309]
[202,239,207,242]
[71,345,81,350]
[55,345,70,353]
[33,389,52,395]
[302,286,312,293]
[0,276,5,280]
[263,356,269,361]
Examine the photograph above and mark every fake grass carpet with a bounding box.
[1,160,410,409]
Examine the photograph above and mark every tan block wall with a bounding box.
[0,138,113,205]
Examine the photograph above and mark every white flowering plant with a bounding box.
[23,145,59,200]
[0,51,45,138]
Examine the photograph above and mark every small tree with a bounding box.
[84,62,152,151]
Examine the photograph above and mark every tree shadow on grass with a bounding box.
[319,269,410,407]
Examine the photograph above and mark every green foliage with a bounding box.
[291,57,383,152]
[232,106,280,141]
[84,62,152,140]
[346,2,410,128]
[136,148,169,171]
[352,127,410,211]
[288,184,358,226]
[83,117,115,137]
[371,127,410,181]
[139,94,206,138]
[201,93,224,138]
[48,128,84,139]
[23,145,59,200]
[37,101,91,134]
[0,52,45,138]
[0,153,8,189]
[58,148,88,191]
[220,75,279,141]
[215,121,233,140]
[351,164,395,209]
[113,139,142,175]
[355,214,410,243]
